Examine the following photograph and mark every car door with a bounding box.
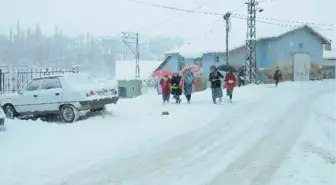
[14,78,43,113]
[37,77,63,112]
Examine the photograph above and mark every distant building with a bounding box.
[155,25,331,83]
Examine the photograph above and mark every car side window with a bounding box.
[25,79,43,91]
[41,78,61,90]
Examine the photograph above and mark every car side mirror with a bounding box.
[18,90,23,95]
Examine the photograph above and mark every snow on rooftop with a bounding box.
[166,25,332,59]
[116,60,162,80]
[167,36,244,59]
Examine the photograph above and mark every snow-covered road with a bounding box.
[1,81,335,185]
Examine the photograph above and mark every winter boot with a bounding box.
[213,99,216,104]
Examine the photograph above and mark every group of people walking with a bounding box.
[159,65,283,104]
[159,68,194,104]
[159,65,237,104]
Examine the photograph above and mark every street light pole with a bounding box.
[223,12,231,65]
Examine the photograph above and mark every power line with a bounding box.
[127,0,336,29]
[136,0,218,33]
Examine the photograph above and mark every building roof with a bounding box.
[167,25,332,58]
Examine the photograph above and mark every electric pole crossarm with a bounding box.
[124,42,136,55]
[121,32,140,78]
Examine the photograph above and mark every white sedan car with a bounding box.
[0,73,119,123]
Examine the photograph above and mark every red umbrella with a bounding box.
[152,70,173,77]
[181,65,201,74]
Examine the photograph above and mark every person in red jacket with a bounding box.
[160,75,172,104]
[224,69,236,103]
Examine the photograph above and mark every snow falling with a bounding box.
[0,80,335,185]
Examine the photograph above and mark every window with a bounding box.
[25,79,43,91]
[41,78,61,90]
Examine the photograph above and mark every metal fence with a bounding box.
[0,67,79,95]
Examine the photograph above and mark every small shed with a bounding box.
[118,79,143,98]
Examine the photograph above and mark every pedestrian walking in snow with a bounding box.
[183,68,194,104]
[171,72,182,103]
[160,75,171,104]
[209,65,224,104]
[224,69,236,103]
[274,67,282,87]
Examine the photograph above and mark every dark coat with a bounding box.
[274,69,282,81]
[171,75,182,95]
[209,71,224,88]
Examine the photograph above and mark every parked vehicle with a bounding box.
[0,108,5,131]
[0,73,119,123]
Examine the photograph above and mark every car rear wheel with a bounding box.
[4,105,16,119]
[60,105,79,123]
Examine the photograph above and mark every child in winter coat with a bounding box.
[224,69,236,103]
[171,72,182,103]
[160,75,171,104]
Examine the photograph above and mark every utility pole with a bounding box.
[121,32,140,78]
[245,0,257,84]
[223,12,231,65]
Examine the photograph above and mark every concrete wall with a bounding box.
[161,54,180,72]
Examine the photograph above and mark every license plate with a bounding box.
[97,90,109,95]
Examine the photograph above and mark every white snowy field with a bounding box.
[0,80,335,185]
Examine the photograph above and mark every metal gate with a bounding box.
[293,53,310,81]
[0,67,79,95]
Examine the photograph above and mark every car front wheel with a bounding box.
[4,105,16,119]
[60,105,79,123]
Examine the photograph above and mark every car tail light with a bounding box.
[112,89,118,95]
[86,91,95,97]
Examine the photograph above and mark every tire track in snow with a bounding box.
[208,91,319,185]
[63,84,324,185]
[63,88,278,185]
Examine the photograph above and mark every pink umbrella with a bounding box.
[152,70,173,77]
[181,65,201,74]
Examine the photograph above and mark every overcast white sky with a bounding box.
[0,0,335,45]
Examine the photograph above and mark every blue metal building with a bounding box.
[155,25,331,83]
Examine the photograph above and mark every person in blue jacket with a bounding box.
[183,68,194,104]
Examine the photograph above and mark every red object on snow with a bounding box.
[180,65,201,74]
[152,70,173,77]
[162,111,169,115]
